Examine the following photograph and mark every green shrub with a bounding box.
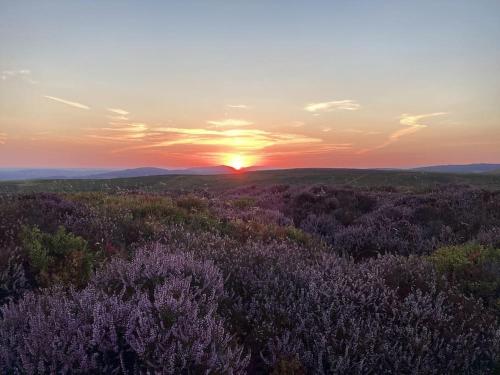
[430,244,500,313]
[21,226,94,288]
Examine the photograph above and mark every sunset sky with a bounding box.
[1,1,499,169]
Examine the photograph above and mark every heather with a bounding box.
[0,248,248,373]
[0,183,500,373]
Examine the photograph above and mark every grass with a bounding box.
[2,168,500,194]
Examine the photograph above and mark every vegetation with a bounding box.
[0,175,499,373]
[21,226,94,288]
[430,244,500,314]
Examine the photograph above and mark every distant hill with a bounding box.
[3,164,500,182]
[2,168,500,194]
[412,163,500,174]
[182,165,236,175]
[0,166,245,181]
[87,166,238,179]
[85,167,173,179]
[0,168,113,181]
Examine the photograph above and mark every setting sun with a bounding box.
[221,153,259,170]
[226,154,244,170]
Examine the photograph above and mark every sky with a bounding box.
[1,0,499,169]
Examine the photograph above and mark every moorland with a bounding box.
[0,168,499,374]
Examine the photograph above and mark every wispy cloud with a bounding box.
[262,144,352,157]
[107,108,129,116]
[108,115,129,121]
[399,113,448,127]
[43,95,90,110]
[323,128,382,135]
[358,112,447,153]
[107,108,130,121]
[88,122,324,156]
[0,132,7,144]
[1,69,38,84]
[144,127,323,151]
[227,104,250,109]
[305,99,360,113]
[87,122,149,142]
[207,119,253,128]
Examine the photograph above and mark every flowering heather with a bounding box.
[135,229,500,373]
[0,184,500,373]
[0,247,248,374]
[0,248,29,304]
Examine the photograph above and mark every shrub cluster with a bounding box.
[21,226,94,288]
[0,246,248,373]
[430,244,500,314]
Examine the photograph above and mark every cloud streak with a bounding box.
[227,104,250,109]
[305,100,360,113]
[88,121,325,157]
[0,132,7,144]
[107,108,129,116]
[147,127,322,150]
[358,112,447,153]
[207,119,253,127]
[44,96,90,110]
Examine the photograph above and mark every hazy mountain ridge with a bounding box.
[2,163,500,181]
[0,168,114,181]
[412,163,500,174]
[0,166,254,181]
[85,166,243,179]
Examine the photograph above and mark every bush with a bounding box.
[333,215,431,258]
[0,246,249,374]
[430,244,500,313]
[21,226,95,288]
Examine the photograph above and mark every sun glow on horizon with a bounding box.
[228,154,243,170]
[223,154,255,170]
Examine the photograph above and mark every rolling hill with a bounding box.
[412,163,500,174]
[2,168,500,194]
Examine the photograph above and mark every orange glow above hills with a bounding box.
[222,154,257,170]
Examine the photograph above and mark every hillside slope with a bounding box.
[413,163,500,174]
[2,168,500,193]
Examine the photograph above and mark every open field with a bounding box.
[2,168,500,194]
